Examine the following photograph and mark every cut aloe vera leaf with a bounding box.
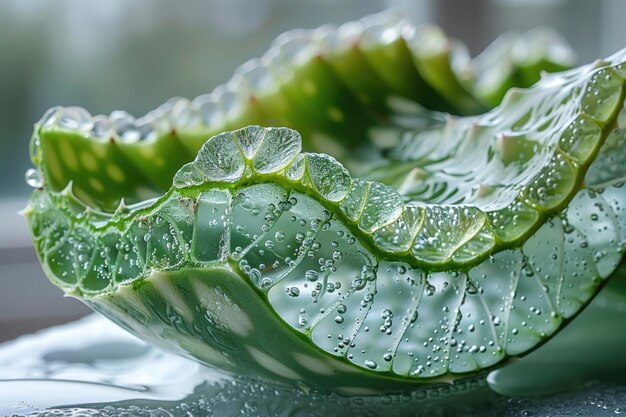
[25,45,626,386]
[24,12,626,390]
[30,11,574,211]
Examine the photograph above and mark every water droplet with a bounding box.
[305,270,319,282]
[286,286,300,297]
[425,284,436,296]
[25,168,43,188]
[364,360,378,369]
[466,283,478,295]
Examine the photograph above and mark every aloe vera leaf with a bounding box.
[25,46,626,385]
[30,12,574,211]
[24,12,626,390]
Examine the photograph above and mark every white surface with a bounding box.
[0,315,214,415]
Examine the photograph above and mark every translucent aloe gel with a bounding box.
[24,11,626,393]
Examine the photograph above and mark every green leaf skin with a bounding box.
[23,11,626,391]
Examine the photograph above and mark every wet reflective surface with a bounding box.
[1,279,626,417]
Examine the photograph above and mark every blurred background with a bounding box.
[1,0,626,342]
